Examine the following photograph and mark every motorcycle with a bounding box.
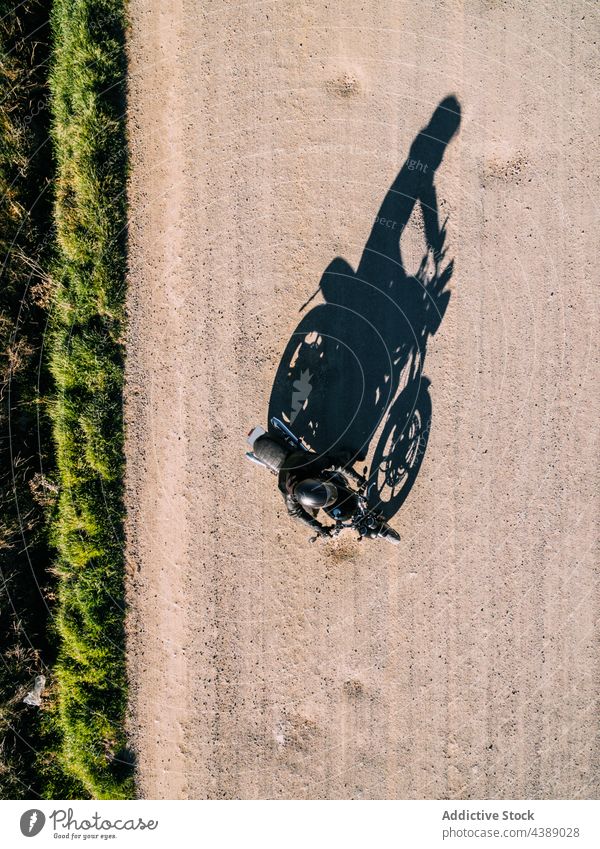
[245,417,401,546]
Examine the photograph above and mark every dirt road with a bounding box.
[125,1,599,798]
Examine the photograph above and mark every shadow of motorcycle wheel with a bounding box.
[367,378,432,521]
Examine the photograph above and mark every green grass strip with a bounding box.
[48,0,132,798]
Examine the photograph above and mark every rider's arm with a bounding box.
[335,463,365,486]
[318,452,366,487]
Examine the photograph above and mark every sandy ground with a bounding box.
[125,1,599,799]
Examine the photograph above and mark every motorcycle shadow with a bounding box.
[268,96,461,521]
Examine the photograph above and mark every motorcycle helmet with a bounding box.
[294,478,338,510]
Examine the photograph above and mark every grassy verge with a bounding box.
[47,0,132,797]
[0,0,78,799]
[0,0,131,799]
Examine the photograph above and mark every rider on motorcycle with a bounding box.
[278,448,365,537]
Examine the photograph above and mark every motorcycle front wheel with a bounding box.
[378,525,401,546]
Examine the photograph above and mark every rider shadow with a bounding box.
[268,96,461,520]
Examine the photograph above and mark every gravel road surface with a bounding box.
[125,1,599,798]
